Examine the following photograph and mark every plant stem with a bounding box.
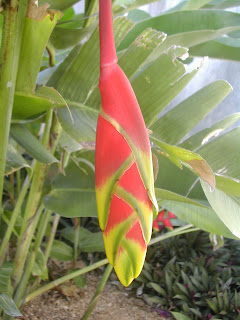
[43,213,60,269]
[0,0,28,216]
[12,110,54,288]
[81,264,113,320]
[149,224,200,246]
[83,0,98,28]
[13,204,44,307]
[25,225,199,302]
[25,258,109,302]
[0,170,34,266]
[73,218,80,264]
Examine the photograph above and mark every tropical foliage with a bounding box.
[0,0,240,318]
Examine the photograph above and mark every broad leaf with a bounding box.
[5,143,31,175]
[180,113,240,151]
[131,48,198,127]
[0,294,22,317]
[162,200,236,239]
[151,140,215,190]
[190,37,240,62]
[181,0,212,10]
[57,105,98,144]
[197,128,240,179]
[11,124,58,164]
[44,153,97,218]
[119,10,240,59]
[50,22,96,50]
[201,180,240,239]
[48,17,135,103]
[39,0,80,11]
[150,81,232,145]
[62,227,105,252]
[50,240,73,261]
[0,263,13,295]
[13,87,67,120]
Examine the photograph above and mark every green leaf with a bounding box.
[113,0,160,15]
[131,47,198,127]
[127,9,151,23]
[32,249,48,280]
[119,10,240,55]
[73,274,86,288]
[0,293,22,317]
[44,153,97,218]
[182,0,212,10]
[16,8,62,93]
[155,188,205,207]
[59,129,83,153]
[13,87,67,120]
[162,200,236,239]
[206,0,240,9]
[50,22,96,50]
[50,240,73,261]
[150,81,232,145]
[151,140,215,190]
[10,124,58,164]
[180,113,240,151]
[5,142,31,175]
[197,128,240,179]
[62,227,105,252]
[48,17,134,103]
[57,105,98,144]
[201,180,240,239]
[39,0,80,11]
[0,263,13,295]
[190,37,240,62]
[215,174,240,198]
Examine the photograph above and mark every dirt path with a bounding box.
[22,273,165,320]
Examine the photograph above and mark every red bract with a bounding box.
[95,0,158,286]
[153,210,177,231]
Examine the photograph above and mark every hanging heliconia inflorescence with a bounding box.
[95,0,158,286]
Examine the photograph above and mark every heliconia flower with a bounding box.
[95,0,158,286]
[153,210,177,231]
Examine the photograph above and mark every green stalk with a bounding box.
[25,258,109,302]
[26,209,52,293]
[81,264,113,320]
[0,0,28,214]
[12,110,54,288]
[43,213,60,269]
[73,218,80,264]
[0,168,34,266]
[26,225,199,302]
[83,0,98,28]
[13,204,44,307]
[149,225,200,246]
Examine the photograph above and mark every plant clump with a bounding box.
[131,231,240,320]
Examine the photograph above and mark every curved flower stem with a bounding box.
[81,264,113,320]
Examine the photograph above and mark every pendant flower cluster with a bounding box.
[95,0,158,286]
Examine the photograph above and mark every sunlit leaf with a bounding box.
[201,180,240,239]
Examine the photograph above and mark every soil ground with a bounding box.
[22,272,165,320]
